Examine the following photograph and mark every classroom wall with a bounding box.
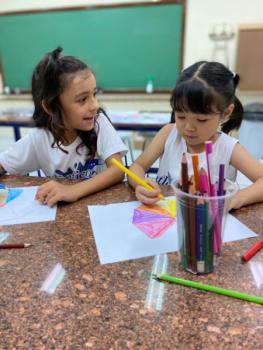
[1,0,262,63]
[0,3,183,91]
[1,0,262,71]
[184,0,263,69]
[184,0,263,103]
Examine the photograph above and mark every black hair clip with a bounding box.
[233,73,240,87]
[52,46,63,61]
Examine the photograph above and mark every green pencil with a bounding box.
[153,274,263,305]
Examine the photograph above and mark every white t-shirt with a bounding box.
[156,125,238,185]
[0,113,127,179]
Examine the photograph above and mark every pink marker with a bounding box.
[205,141,220,254]
[199,168,209,194]
[205,141,216,196]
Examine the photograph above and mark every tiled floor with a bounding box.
[0,126,257,187]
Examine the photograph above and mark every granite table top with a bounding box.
[0,175,262,350]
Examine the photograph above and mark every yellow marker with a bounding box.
[111,158,164,200]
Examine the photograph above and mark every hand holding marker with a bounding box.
[110,158,164,200]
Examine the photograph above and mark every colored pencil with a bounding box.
[176,201,186,267]
[110,158,164,200]
[188,175,195,194]
[191,154,200,191]
[196,198,205,273]
[153,274,263,305]
[189,196,197,272]
[204,200,213,272]
[0,243,32,249]
[180,153,191,269]
[241,239,263,262]
[181,153,189,193]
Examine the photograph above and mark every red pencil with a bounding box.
[181,153,189,193]
[241,239,263,262]
[0,243,32,249]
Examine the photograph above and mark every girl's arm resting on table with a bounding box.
[36,153,125,207]
[230,142,263,209]
[129,124,173,204]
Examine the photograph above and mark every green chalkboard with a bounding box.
[0,3,183,90]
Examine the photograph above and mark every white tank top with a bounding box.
[156,125,238,185]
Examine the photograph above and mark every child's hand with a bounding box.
[36,180,79,207]
[228,191,245,211]
[135,178,161,205]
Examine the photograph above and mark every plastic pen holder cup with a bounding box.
[172,179,238,274]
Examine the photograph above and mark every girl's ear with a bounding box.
[222,103,234,123]
[41,100,52,116]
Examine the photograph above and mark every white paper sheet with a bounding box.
[88,200,257,264]
[0,186,57,225]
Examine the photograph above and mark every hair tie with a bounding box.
[52,47,63,61]
[232,72,240,88]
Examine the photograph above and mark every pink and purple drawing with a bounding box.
[132,199,176,239]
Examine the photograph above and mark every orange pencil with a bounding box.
[191,154,199,191]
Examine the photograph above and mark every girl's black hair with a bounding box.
[170,61,243,134]
[32,46,100,159]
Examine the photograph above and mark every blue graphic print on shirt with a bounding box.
[55,159,100,179]
[156,172,172,186]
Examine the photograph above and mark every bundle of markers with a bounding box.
[175,141,230,274]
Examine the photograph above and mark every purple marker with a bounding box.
[217,164,225,196]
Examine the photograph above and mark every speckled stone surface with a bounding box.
[0,175,262,350]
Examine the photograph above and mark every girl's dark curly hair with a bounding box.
[32,46,102,159]
[170,61,243,134]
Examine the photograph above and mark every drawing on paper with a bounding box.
[0,185,23,207]
[0,185,57,226]
[132,199,176,239]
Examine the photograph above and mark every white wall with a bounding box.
[184,0,263,69]
[184,0,263,102]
